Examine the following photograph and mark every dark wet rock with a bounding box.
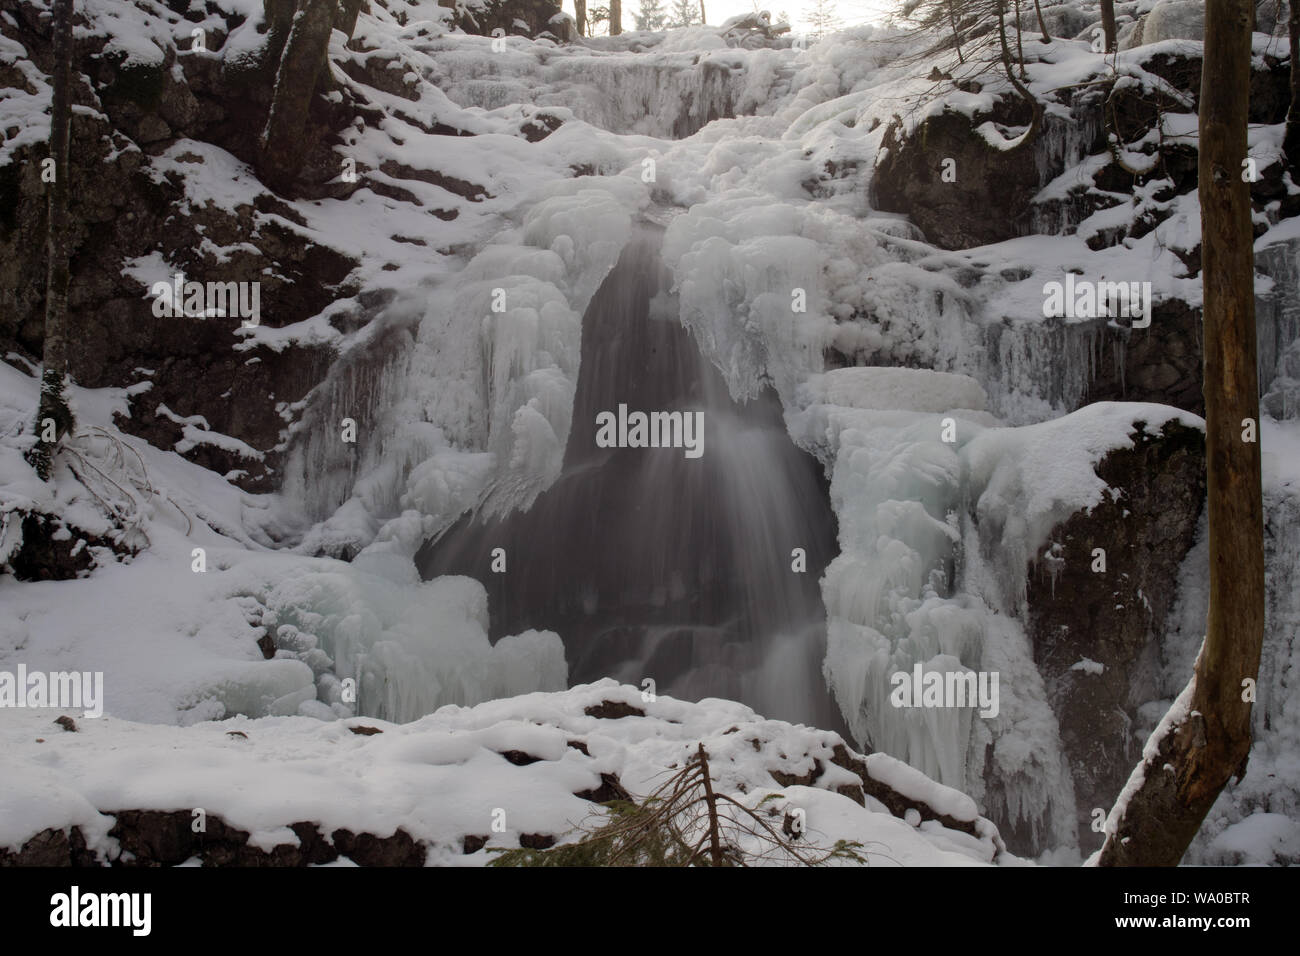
[499,749,543,765]
[583,700,645,720]
[0,826,98,866]
[2,510,128,581]
[1083,299,1206,415]
[0,809,425,866]
[829,745,984,839]
[873,49,1290,251]
[574,772,632,803]
[1024,417,1205,850]
[438,0,564,38]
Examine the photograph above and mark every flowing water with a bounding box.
[417,225,844,729]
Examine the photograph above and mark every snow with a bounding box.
[0,361,566,727]
[964,402,1204,616]
[1140,0,1205,45]
[0,679,1014,867]
[3,0,1299,867]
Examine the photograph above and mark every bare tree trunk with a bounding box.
[696,744,724,866]
[1285,1,1300,165]
[610,0,622,34]
[574,0,587,35]
[1014,0,1026,74]
[27,0,75,481]
[699,0,706,25]
[1033,0,1050,42]
[947,1,964,62]
[995,0,1042,150]
[333,0,364,39]
[1097,0,1264,867]
[1101,0,1118,52]
[259,0,334,191]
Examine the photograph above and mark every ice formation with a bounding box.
[3,0,1300,867]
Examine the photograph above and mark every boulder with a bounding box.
[1024,416,1205,850]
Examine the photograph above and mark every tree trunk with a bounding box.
[1096,0,1264,867]
[947,1,964,62]
[1101,0,1118,52]
[1014,0,1026,75]
[333,0,364,39]
[259,0,334,192]
[1285,1,1300,165]
[699,0,706,26]
[27,0,75,481]
[575,0,586,35]
[994,0,1042,151]
[1033,0,1050,42]
[610,0,621,34]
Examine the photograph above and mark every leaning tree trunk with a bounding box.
[1096,0,1264,867]
[27,0,76,481]
[946,1,965,61]
[1285,1,1300,165]
[1033,0,1050,42]
[1101,0,1118,51]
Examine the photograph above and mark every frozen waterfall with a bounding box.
[418,225,845,731]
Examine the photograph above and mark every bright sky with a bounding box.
[560,0,896,37]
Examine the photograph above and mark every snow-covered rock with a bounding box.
[0,680,1013,867]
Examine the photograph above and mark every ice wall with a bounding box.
[787,370,1081,851]
[1256,235,1300,420]
[261,553,568,724]
[421,36,798,139]
[281,176,648,560]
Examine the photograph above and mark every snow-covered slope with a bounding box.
[2,0,1299,866]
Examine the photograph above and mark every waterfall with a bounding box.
[418,224,844,730]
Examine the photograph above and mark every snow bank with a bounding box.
[0,679,1013,867]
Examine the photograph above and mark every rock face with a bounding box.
[1024,417,1205,850]
[872,47,1291,252]
[1081,300,1206,416]
[0,0,364,491]
[439,0,566,37]
[258,0,338,192]
[873,102,1075,251]
[0,0,520,500]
